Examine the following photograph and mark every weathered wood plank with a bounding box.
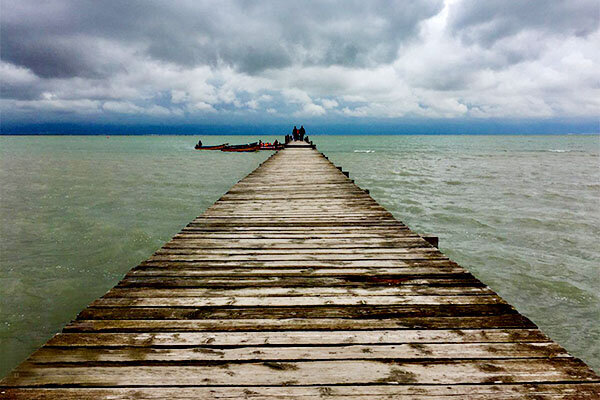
[185,221,405,227]
[137,259,458,268]
[115,276,489,288]
[75,304,521,321]
[28,343,569,363]
[4,384,600,399]
[180,226,411,232]
[193,216,397,222]
[176,229,416,235]
[3,359,597,386]
[146,253,450,262]
[45,329,550,347]
[90,295,506,308]
[153,247,442,255]
[64,315,536,332]
[102,286,495,297]
[126,267,465,277]
[164,238,431,249]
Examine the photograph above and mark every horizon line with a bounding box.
[2,132,599,136]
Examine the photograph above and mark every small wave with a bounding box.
[354,150,374,153]
[547,149,570,153]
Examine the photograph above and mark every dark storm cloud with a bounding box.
[0,81,42,101]
[1,0,443,78]
[449,0,599,45]
[1,34,124,79]
[1,0,598,122]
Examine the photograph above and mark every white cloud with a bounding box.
[8,98,101,114]
[170,90,188,104]
[257,94,273,102]
[282,88,313,105]
[103,101,182,117]
[189,101,216,113]
[320,99,339,109]
[342,106,368,117]
[295,103,326,116]
[0,62,38,85]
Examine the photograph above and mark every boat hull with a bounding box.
[221,145,260,152]
[194,144,228,150]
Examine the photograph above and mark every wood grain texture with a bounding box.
[3,384,600,399]
[2,143,598,398]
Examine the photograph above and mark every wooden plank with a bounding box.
[146,253,450,262]
[193,216,398,222]
[138,258,458,267]
[45,329,551,347]
[4,384,600,399]
[126,267,465,277]
[180,226,411,232]
[114,276,489,288]
[64,315,536,332]
[163,238,431,249]
[153,247,442,255]
[74,304,521,320]
[201,212,395,218]
[174,233,421,239]
[185,221,405,227]
[102,286,496,297]
[3,359,597,386]
[89,295,506,308]
[28,343,569,363]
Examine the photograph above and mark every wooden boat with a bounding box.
[194,143,228,150]
[221,142,260,152]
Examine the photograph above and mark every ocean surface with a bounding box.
[1,134,598,377]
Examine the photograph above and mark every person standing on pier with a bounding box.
[299,125,306,141]
[292,126,298,140]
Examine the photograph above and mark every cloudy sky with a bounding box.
[1,0,598,133]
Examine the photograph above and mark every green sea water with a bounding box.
[1,134,599,376]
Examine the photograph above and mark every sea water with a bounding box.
[0,134,598,376]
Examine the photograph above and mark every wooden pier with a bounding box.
[2,143,598,398]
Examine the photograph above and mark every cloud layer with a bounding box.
[1,0,598,126]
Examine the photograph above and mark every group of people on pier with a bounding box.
[285,125,309,144]
[293,125,305,140]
